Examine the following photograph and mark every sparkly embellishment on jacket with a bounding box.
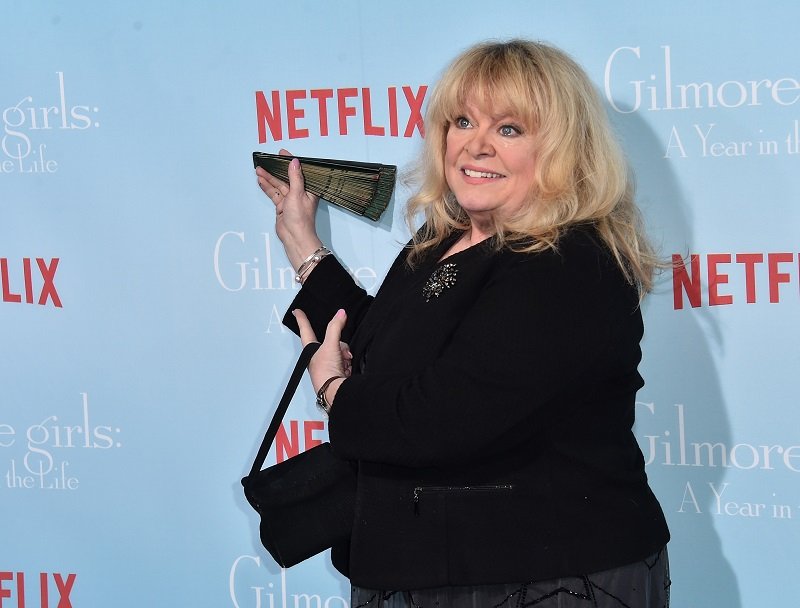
[422,263,458,302]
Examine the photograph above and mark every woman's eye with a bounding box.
[455,117,471,128]
[499,124,521,136]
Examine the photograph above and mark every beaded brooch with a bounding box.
[422,263,458,302]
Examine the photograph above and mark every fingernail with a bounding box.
[291,310,297,317]
[290,158,299,170]
[336,308,346,318]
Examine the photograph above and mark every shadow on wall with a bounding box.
[611,105,741,608]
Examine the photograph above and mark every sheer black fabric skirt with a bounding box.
[351,547,669,608]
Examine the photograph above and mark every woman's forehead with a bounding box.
[450,91,531,123]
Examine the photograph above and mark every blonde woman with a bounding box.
[258,39,670,608]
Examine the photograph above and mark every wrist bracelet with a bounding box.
[316,375,345,414]
[295,246,331,283]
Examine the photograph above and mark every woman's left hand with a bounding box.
[293,308,351,407]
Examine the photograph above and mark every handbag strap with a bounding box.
[248,341,321,477]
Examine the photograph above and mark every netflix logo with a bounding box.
[672,252,799,309]
[255,85,428,143]
[0,572,75,608]
[1,258,61,308]
[274,419,326,464]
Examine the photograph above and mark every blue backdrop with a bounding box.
[3,2,799,606]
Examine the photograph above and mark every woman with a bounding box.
[257,40,670,608]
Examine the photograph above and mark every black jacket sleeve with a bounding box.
[281,254,374,343]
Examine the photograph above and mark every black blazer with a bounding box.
[283,225,669,589]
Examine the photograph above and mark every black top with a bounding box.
[283,225,669,589]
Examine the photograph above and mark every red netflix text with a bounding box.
[672,252,799,309]
[255,86,428,143]
[275,419,326,463]
[1,258,61,308]
[0,572,75,608]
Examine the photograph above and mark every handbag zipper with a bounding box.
[412,484,514,516]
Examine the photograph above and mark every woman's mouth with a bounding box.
[462,168,504,179]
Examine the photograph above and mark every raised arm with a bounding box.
[256,149,324,277]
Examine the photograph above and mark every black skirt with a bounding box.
[351,547,670,608]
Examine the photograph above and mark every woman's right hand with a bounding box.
[256,148,324,270]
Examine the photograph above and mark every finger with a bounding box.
[323,309,347,346]
[292,309,319,346]
[286,157,306,196]
[256,166,287,188]
[256,168,288,197]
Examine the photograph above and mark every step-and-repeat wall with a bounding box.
[3,2,798,606]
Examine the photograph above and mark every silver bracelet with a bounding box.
[295,246,331,283]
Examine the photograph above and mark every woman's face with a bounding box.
[444,99,537,224]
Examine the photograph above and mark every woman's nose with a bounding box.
[465,129,494,157]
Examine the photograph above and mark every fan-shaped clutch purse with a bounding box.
[253,152,396,221]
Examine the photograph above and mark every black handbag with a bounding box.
[241,342,357,568]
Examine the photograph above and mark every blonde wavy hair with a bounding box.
[406,39,657,295]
